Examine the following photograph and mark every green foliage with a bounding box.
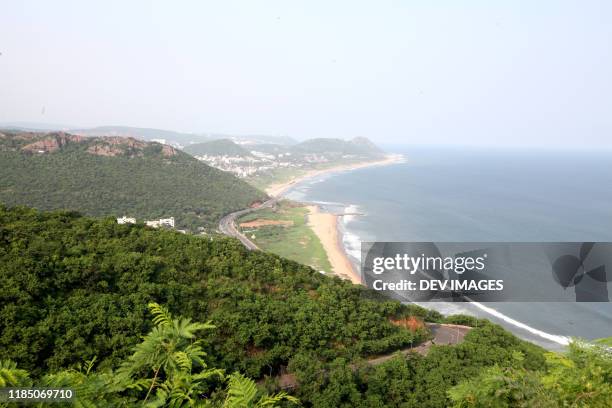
[286,322,549,407]
[0,132,266,230]
[448,342,612,408]
[117,302,222,405]
[2,302,297,407]
[0,205,424,381]
[223,373,298,408]
[184,139,253,157]
[3,205,598,407]
[442,314,485,327]
[0,359,31,387]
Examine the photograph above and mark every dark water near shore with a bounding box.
[286,146,612,350]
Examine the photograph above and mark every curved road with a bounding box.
[218,197,280,250]
[267,323,473,390]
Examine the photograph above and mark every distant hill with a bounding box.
[235,134,298,145]
[293,137,384,157]
[183,139,253,157]
[0,131,266,229]
[70,126,207,146]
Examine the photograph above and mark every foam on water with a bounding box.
[339,205,363,262]
[282,149,612,347]
[469,301,571,345]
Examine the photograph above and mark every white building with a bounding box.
[117,216,136,224]
[159,217,175,228]
[145,217,175,228]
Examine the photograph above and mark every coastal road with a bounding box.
[266,323,473,390]
[218,197,280,250]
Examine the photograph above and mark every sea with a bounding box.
[285,146,612,351]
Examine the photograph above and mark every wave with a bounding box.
[469,301,571,346]
[341,224,362,262]
[343,204,362,223]
[310,200,345,207]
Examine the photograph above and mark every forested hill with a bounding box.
[184,139,253,157]
[0,131,267,230]
[3,205,595,407]
[293,137,385,157]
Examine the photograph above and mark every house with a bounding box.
[117,216,136,224]
[145,217,175,228]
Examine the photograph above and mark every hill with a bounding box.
[293,137,384,157]
[0,131,267,230]
[0,206,561,407]
[69,125,206,146]
[184,139,253,157]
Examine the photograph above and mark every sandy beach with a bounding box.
[267,155,403,284]
[306,205,362,284]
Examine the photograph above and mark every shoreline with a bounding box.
[306,205,362,284]
[265,154,404,198]
[266,154,403,284]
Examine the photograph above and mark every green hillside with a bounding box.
[0,131,266,230]
[293,137,384,157]
[183,138,253,157]
[2,206,608,407]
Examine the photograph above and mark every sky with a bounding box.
[1,0,611,147]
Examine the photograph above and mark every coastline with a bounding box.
[265,154,404,197]
[306,205,362,284]
[267,154,403,284]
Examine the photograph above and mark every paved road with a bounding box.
[218,197,280,250]
[265,323,473,390]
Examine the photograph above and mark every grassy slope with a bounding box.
[238,201,332,273]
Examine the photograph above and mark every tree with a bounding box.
[223,373,298,408]
[117,302,223,405]
[449,344,612,408]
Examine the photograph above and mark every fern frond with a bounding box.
[223,372,259,408]
[174,351,192,372]
[148,302,173,328]
[255,392,300,407]
[0,360,30,387]
[191,368,225,382]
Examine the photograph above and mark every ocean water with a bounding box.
[285,147,612,350]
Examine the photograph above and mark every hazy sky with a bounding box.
[1,1,611,147]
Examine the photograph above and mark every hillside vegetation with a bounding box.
[0,131,266,230]
[184,139,253,157]
[293,137,384,157]
[3,206,608,406]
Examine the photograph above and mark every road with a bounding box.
[266,323,473,390]
[218,197,280,250]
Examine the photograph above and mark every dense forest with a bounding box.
[0,206,610,406]
[0,131,266,230]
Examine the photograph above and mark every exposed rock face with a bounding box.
[4,131,178,158]
[100,136,147,149]
[86,137,149,157]
[86,144,125,157]
[21,133,84,153]
[161,144,177,157]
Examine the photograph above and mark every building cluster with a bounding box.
[193,151,302,178]
[116,216,175,229]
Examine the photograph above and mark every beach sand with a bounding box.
[306,205,362,284]
[265,154,403,285]
[265,154,403,197]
